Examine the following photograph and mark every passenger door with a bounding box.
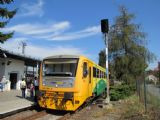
[82,61,89,97]
[82,61,92,98]
[88,63,92,97]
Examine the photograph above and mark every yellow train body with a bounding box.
[38,55,108,111]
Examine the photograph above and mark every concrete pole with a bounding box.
[105,33,110,103]
[101,19,110,103]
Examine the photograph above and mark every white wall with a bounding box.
[4,58,25,90]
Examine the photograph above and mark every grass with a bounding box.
[146,92,160,108]
[120,95,149,120]
[120,94,160,120]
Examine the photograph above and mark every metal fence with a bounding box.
[138,75,160,111]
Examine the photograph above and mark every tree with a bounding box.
[98,49,106,68]
[99,6,155,84]
[0,0,16,43]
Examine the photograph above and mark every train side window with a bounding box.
[93,67,96,77]
[83,62,88,78]
[102,72,104,78]
[104,73,106,78]
[103,72,105,78]
[101,71,103,78]
[96,69,99,78]
[100,71,102,78]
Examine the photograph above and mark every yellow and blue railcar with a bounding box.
[38,55,108,111]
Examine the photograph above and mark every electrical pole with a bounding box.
[101,19,110,103]
[21,41,27,55]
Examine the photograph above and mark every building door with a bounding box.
[10,73,17,89]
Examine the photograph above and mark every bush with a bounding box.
[110,84,135,101]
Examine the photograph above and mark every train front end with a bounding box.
[37,55,81,111]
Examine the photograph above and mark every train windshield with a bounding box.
[43,58,78,77]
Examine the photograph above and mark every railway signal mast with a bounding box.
[101,19,110,103]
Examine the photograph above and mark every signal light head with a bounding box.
[101,19,109,33]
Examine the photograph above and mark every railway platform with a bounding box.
[0,90,35,118]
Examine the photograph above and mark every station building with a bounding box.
[0,48,41,91]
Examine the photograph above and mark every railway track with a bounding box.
[1,107,66,120]
[57,97,109,120]
[20,111,47,120]
[1,97,108,120]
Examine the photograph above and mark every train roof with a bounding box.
[43,55,106,71]
[44,55,80,60]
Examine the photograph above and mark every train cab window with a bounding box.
[83,62,88,78]
[43,59,78,77]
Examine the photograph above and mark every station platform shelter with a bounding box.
[0,48,41,91]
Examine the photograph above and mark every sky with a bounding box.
[0,0,160,69]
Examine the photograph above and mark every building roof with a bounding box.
[0,48,41,67]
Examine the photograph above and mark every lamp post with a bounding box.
[101,19,110,103]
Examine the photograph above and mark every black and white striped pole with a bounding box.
[101,19,110,103]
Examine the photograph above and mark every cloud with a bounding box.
[19,0,44,17]
[4,21,70,35]
[26,45,84,59]
[4,21,100,41]
[0,38,28,54]
[50,26,101,41]
[0,38,85,59]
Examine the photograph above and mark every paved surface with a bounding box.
[0,89,34,117]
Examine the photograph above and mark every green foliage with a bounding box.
[0,0,14,4]
[0,8,17,19]
[110,84,135,101]
[0,0,16,43]
[98,49,106,68]
[106,6,156,84]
